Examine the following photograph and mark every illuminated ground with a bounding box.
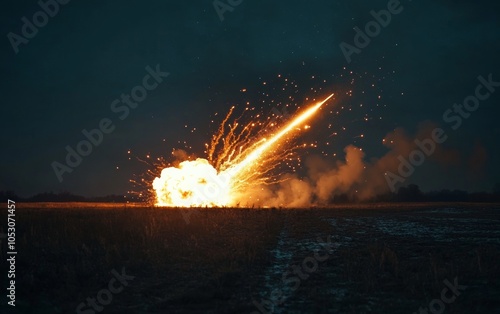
[4,203,500,313]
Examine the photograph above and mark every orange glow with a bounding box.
[152,94,334,207]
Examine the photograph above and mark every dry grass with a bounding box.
[2,203,499,313]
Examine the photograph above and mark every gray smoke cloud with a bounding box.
[250,122,461,207]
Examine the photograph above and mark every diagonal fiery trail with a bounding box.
[153,94,334,207]
[224,94,334,178]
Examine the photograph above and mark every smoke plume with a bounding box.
[251,122,461,207]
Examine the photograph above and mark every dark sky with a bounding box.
[1,0,500,197]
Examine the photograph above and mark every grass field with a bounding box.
[1,203,500,313]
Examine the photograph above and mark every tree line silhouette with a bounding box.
[0,191,128,203]
[1,183,500,204]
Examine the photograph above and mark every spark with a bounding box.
[152,94,334,207]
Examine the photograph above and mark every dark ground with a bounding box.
[1,203,499,313]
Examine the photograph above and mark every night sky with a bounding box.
[2,0,500,198]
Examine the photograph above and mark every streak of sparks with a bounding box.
[152,94,334,207]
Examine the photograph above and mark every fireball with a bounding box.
[152,94,334,207]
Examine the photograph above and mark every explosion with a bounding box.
[153,94,334,207]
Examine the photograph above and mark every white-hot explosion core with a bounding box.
[153,94,334,207]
